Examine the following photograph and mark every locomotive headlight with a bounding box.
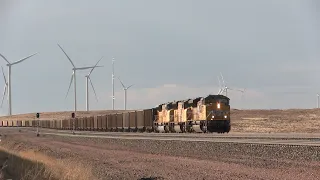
[224,115,227,119]
[217,103,220,109]
[211,115,215,119]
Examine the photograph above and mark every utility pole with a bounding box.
[36,113,40,137]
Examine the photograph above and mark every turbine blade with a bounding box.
[65,73,74,99]
[11,53,38,65]
[127,84,134,89]
[88,56,104,76]
[57,44,76,68]
[117,76,125,88]
[75,66,103,70]
[217,76,221,88]
[1,85,7,108]
[89,77,98,102]
[1,66,7,83]
[234,89,244,92]
[220,72,226,86]
[0,53,10,64]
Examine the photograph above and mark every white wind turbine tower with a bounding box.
[1,67,8,109]
[57,44,101,112]
[117,76,134,110]
[0,52,37,115]
[85,57,103,111]
[317,93,319,108]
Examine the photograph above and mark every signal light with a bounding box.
[36,113,40,118]
[71,112,75,118]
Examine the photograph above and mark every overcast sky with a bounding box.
[0,0,319,115]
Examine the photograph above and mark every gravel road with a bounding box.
[0,128,320,180]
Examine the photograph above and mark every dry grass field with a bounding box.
[0,108,320,133]
[231,108,320,133]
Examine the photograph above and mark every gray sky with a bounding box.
[0,0,319,115]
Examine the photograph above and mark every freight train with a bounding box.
[0,94,231,133]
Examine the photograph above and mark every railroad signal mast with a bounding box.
[71,112,75,134]
[36,113,40,137]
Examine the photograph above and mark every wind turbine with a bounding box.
[57,44,101,112]
[85,57,103,111]
[117,76,134,110]
[218,73,244,97]
[0,52,37,115]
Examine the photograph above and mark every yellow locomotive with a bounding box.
[154,94,230,133]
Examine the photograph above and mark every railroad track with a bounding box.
[6,127,320,147]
